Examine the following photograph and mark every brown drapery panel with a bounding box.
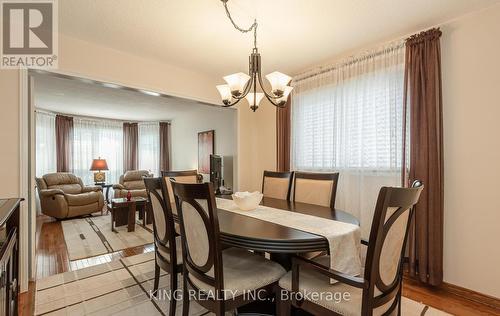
[276,98,291,172]
[403,28,444,286]
[123,122,138,172]
[55,115,73,172]
[159,122,171,172]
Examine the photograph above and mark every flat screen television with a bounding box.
[210,154,222,193]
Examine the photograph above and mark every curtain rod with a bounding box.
[34,108,171,124]
[293,42,404,83]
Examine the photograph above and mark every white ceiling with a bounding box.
[59,0,499,78]
[33,73,229,121]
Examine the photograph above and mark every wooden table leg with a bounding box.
[270,253,292,271]
[111,208,117,233]
[128,202,136,232]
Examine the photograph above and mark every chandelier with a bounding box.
[216,0,293,112]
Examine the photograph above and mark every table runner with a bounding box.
[216,198,362,281]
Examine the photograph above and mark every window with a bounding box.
[138,122,160,176]
[72,117,124,185]
[35,111,56,177]
[291,44,405,237]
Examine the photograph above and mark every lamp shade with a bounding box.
[216,84,232,102]
[265,71,291,95]
[245,92,265,107]
[276,86,293,104]
[223,72,250,96]
[90,158,109,171]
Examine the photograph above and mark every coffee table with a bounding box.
[108,197,149,232]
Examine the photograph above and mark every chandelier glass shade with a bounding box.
[216,0,293,112]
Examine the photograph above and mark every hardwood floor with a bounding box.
[18,215,500,316]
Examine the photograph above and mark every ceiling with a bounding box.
[33,73,229,121]
[59,0,499,79]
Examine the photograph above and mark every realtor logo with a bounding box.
[1,0,58,68]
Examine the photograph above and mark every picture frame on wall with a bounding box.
[198,130,214,174]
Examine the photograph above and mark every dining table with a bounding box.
[173,195,360,269]
[217,196,358,251]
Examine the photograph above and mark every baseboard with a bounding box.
[440,281,500,310]
[403,274,500,310]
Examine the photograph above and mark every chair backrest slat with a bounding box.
[362,181,423,315]
[262,170,294,200]
[293,172,339,209]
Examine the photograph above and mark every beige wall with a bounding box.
[0,70,20,197]
[237,99,276,191]
[440,4,500,298]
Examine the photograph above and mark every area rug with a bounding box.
[61,214,153,260]
[35,252,451,316]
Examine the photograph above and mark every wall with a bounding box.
[170,105,237,189]
[440,4,500,298]
[0,70,19,197]
[237,99,277,192]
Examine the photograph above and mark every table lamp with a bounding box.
[90,157,109,184]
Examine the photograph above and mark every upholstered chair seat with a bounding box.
[36,172,104,219]
[279,263,364,315]
[189,247,286,300]
[113,170,152,198]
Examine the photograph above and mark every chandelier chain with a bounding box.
[222,1,258,49]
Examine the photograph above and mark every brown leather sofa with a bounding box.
[113,170,152,198]
[36,173,105,219]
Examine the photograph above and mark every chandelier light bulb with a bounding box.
[223,72,250,97]
[245,92,264,109]
[276,86,293,105]
[216,84,232,104]
[265,71,292,96]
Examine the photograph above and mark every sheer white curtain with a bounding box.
[291,43,405,238]
[35,111,57,177]
[73,117,124,185]
[138,122,160,176]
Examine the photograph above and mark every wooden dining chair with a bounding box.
[262,170,294,200]
[161,170,201,208]
[171,181,287,316]
[143,177,183,316]
[293,172,340,209]
[277,181,423,316]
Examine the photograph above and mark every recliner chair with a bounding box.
[36,173,105,219]
[113,170,152,198]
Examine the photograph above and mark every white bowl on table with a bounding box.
[231,191,263,211]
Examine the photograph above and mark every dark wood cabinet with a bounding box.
[0,199,21,316]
